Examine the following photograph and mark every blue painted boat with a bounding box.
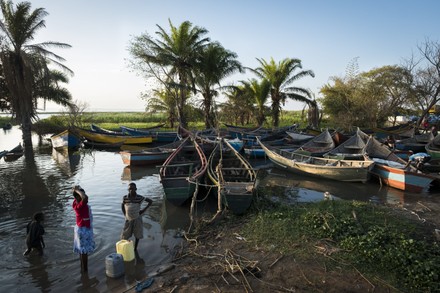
[244,146,266,158]
[369,159,435,193]
[120,126,178,143]
[365,133,436,192]
[225,138,244,152]
[394,133,433,153]
[120,140,182,166]
[50,129,82,149]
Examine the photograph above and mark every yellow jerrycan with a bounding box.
[116,239,135,262]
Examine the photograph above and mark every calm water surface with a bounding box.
[1,126,439,292]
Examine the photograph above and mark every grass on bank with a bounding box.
[30,111,311,135]
[240,198,439,292]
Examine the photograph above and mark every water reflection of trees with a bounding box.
[0,152,70,219]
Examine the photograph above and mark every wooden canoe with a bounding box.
[74,127,153,145]
[364,132,436,192]
[120,140,182,166]
[3,143,24,162]
[207,138,257,214]
[258,137,374,183]
[159,136,208,206]
[120,126,178,143]
[50,129,82,150]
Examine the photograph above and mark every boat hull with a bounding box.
[369,164,434,193]
[159,137,208,206]
[259,137,374,183]
[50,130,82,149]
[75,128,153,144]
[207,140,257,214]
[120,150,172,166]
[121,126,178,143]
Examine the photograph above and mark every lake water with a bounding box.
[1,126,439,292]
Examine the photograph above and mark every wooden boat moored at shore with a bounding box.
[74,127,153,145]
[365,133,436,192]
[3,143,24,162]
[120,140,182,166]
[258,137,374,183]
[50,129,82,150]
[159,136,208,206]
[120,125,178,143]
[207,139,257,214]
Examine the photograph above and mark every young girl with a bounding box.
[72,185,95,272]
[23,212,45,256]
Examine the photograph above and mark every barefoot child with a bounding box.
[23,212,45,256]
[72,185,95,272]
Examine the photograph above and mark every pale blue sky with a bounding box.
[27,0,440,112]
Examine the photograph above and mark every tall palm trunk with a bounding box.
[1,52,35,153]
[21,115,33,150]
[203,92,215,129]
[177,92,187,128]
[271,100,281,127]
[308,105,319,128]
[177,73,188,128]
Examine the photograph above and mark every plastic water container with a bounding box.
[105,253,125,278]
[116,239,135,262]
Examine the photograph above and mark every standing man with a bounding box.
[121,182,153,250]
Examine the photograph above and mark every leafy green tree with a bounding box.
[241,78,270,126]
[128,19,210,128]
[251,57,315,127]
[145,88,178,128]
[320,65,415,130]
[362,65,414,126]
[0,0,72,151]
[194,42,242,129]
[220,85,253,126]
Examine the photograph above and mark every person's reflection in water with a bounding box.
[26,254,51,293]
[77,272,99,292]
[124,251,147,284]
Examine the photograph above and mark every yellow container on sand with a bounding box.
[116,240,135,262]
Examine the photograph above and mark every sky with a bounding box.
[24,0,440,112]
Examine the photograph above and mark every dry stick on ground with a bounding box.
[209,163,224,223]
[269,255,284,268]
[353,266,375,290]
[417,201,432,211]
[225,249,253,292]
[188,180,199,233]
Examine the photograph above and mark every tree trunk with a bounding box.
[203,93,212,129]
[21,115,34,160]
[272,100,281,127]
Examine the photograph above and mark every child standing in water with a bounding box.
[72,185,95,272]
[23,212,45,256]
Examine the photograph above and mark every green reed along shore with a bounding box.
[30,110,309,135]
[240,198,440,292]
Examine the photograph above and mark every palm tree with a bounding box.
[145,88,178,128]
[129,19,210,128]
[0,0,72,151]
[194,42,242,129]
[221,85,254,125]
[34,69,72,109]
[241,78,271,126]
[252,57,315,127]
